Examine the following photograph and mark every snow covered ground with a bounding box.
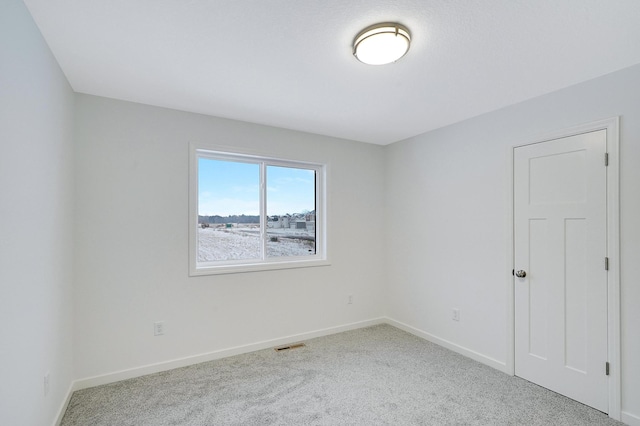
[198,225,315,262]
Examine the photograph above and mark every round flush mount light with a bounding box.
[353,23,411,65]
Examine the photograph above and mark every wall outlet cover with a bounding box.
[154,321,165,336]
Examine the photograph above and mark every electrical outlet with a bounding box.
[44,372,50,396]
[348,295,353,304]
[452,309,460,322]
[154,321,165,336]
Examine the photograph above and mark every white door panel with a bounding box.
[514,130,608,412]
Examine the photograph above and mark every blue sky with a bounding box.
[198,158,315,216]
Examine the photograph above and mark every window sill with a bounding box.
[189,258,331,276]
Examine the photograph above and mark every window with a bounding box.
[189,146,326,275]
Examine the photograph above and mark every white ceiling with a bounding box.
[23,0,640,145]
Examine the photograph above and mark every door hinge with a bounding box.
[605,153,609,166]
[605,257,609,271]
[606,362,610,376]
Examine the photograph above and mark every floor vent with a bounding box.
[274,343,306,352]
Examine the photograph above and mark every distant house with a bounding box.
[268,216,290,229]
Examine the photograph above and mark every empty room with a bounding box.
[2,0,639,425]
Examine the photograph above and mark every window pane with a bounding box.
[197,158,261,262]
[266,165,316,258]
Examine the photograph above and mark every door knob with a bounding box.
[515,270,527,278]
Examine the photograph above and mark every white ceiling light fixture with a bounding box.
[353,23,411,65]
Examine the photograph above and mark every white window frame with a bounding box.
[189,144,328,276]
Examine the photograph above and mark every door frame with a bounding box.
[505,117,620,420]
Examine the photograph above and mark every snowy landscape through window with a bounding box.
[190,148,325,274]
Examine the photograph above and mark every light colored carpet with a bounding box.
[61,324,620,425]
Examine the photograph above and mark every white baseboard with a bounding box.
[72,317,386,391]
[385,317,508,373]
[53,382,74,426]
[622,411,640,426]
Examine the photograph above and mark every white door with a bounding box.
[514,130,608,412]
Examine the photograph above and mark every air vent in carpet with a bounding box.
[274,343,306,352]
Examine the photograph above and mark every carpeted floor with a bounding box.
[60,324,621,425]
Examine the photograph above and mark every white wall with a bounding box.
[385,64,640,422]
[72,94,386,380]
[0,1,76,425]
